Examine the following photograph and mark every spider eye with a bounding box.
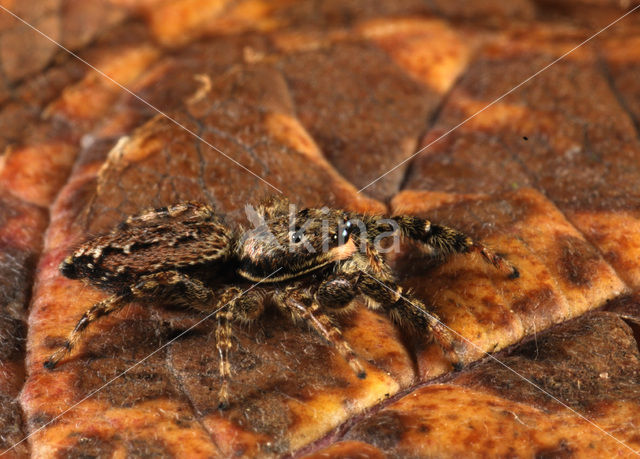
[342,228,349,239]
[292,232,303,243]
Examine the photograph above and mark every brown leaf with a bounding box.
[1,1,640,458]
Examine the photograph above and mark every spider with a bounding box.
[44,197,518,409]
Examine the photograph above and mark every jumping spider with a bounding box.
[45,197,519,409]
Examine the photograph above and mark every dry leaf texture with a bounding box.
[0,0,639,457]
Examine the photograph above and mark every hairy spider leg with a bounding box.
[44,293,129,369]
[44,270,216,370]
[130,270,216,307]
[214,288,240,411]
[390,216,520,279]
[281,290,367,379]
[313,252,464,371]
[130,275,267,411]
[212,287,265,410]
[215,309,232,410]
[357,273,464,369]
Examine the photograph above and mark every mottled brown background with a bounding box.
[1,0,640,457]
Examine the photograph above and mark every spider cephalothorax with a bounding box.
[45,197,518,408]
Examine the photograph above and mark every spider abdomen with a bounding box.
[60,202,234,290]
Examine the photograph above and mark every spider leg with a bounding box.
[392,215,519,279]
[210,286,265,410]
[129,270,216,309]
[278,288,367,379]
[44,293,129,369]
[133,272,267,410]
[44,269,217,370]
[357,272,464,370]
[213,287,241,411]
